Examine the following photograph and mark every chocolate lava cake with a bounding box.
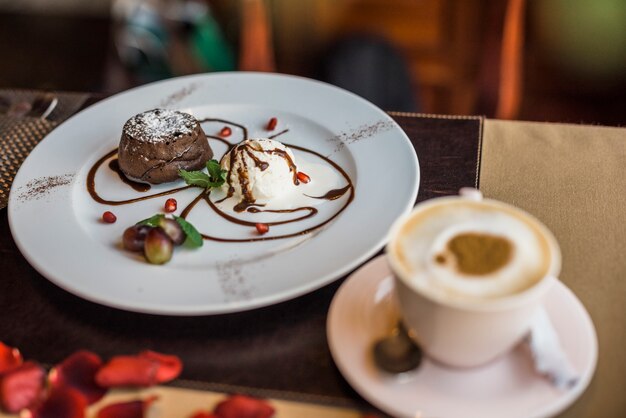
[118,109,212,184]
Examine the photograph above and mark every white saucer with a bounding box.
[327,255,597,418]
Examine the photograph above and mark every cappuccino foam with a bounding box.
[391,200,552,301]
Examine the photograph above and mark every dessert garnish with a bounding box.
[143,228,174,264]
[266,117,278,131]
[255,223,269,235]
[123,214,202,264]
[296,171,310,184]
[164,198,177,213]
[16,174,74,204]
[101,211,117,224]
[219,126,232,137]
[88,116,355,244]
[178,159,227,190]
[137,214,202,247]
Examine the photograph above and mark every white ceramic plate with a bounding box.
[327,255,598,418]
[8,73,419,315]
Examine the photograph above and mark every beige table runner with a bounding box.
[480,119,626,417]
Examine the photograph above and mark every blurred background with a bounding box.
[0,0,624,125]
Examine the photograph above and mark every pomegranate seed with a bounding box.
[164,198,177,213]
[255,223,269,235]
[102,211,116,223]
[219,126,232,137]
[266,117,277,131]
[296,171,310,184]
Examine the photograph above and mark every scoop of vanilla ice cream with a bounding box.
[220,138,298,202]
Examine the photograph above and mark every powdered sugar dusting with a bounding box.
[123,109,195,143]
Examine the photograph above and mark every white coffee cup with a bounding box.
[386,189,561,368]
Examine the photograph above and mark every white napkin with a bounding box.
[528,306,579,390]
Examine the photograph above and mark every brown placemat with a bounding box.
[0,89,89,123]
[0,90,89,209]
[479,119,626,417]
[388,112,483,202]
[0,115,58,208]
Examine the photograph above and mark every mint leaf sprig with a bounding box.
[179,159,227,189]
[174,215,203,248]
[137,213,165,227]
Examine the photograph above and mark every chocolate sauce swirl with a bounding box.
[87,118,354,242]
[108,159,151,192]
[306,184,352,201]
[87,149,190,205]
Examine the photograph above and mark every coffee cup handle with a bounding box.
[459,187,483,201]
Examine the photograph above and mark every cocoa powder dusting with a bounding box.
[326,120,395,153]
[17,174,74,203]
[158,82,200,108]
[216,259,253,301]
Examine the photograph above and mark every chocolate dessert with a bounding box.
[88,116,354,243]
[118,109,212,184]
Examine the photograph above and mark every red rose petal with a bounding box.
[22,387,86,418]
[0,361,45,413]
[95,356,157,388]
[189,412,218,418]
[96,395,158,418]
[214,394,275,418]
[96,351,182,388]
[138,351,182,383]
[49,350,106,404]
[0,342,23,374]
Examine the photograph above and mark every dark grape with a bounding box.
[157,218,185,246]
[144,228,173,265]
[122,225,152,252]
